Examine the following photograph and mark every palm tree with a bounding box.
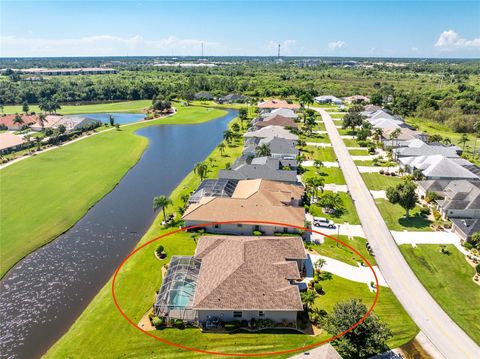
[442,137,452,146]
[13,114,24,128]
[300,290,316,312]
[255,143,271,157]
[305,176,325,201]
[223,129,234,144]
[232,122,240,133]
[373,128,383,144]
[313,159,324,173]
[389,128,402,159]
[459,133,469,151]
[218,142,226,156]
[152,195,173,223]
[194,161,208,181]
[314,258,327,273]
[37,113,46,131]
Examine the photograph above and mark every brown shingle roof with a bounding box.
[182,179,305,226]
[257,115,298,129]
[192,236,305,310]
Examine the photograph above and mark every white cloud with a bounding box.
[0,35,220,57]
[434,30,480,52]
[328,40,346,51]
[411,47,419,53]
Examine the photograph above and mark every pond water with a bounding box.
[0,110,237,359]
[70,112,146,124]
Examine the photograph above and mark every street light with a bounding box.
[337,224,341,247]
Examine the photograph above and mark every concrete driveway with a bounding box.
[315,108,480,359]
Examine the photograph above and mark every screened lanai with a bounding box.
[154,256,201,321]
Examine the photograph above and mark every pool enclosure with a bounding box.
[154,256,201,322]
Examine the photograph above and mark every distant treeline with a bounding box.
[0,58,479,132]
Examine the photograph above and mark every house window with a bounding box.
[233,311,242,318]
[259,311,265,317]
[283,227,288,233]
[254,225,260,231]
[237,224,243,227]
[214,224,221,229]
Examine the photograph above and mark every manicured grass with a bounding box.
[313,275,418,349]
[375,199,432,231]
[303,167,346,185]
[2,100,152,115]
[361,173,403,190]
[190,100,247,110]
[343,138,360,147]
[301,146,336,162]
[311,235,376,266]
[301,133,331,143]
[354,160,375,166]
[44,119,325,359]
[309,191,360,225]
[330,113,345,118]
[315,122,326,131]
[0,105,228,277]
[348,148,369,155]
[400,245,480,344]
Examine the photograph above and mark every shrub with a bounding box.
[464,242,473,250]
[314,282,323,294]
[433,210,442,221]
[420,206,431,217]
[155,245,166,258]
[379,169,384,175]
[476,263,480,274]
[252,230,262,236]
[151,316,165,328]
[224,321,240,331]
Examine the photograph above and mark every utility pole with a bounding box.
[201,42,204,57]
[277,43,281,58]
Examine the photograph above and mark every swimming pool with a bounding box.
[170,281,196,307]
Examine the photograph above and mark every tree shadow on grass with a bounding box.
[398,214,432,230]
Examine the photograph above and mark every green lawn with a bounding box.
[400,245,480,345]
[303,167,346,185]
[302,146,337,162]
[44,119,327,359]
[343,138,360,147]
[2,100,152,115]
[315,122,326,131]
[309,191,360,225]
[348,148,369,155]
[361,173,403,190]
[311,235,376,266]
[301,133,331,143]
[330,113,345,118]
[375,199,432,231]
[313,275,418,349]
[0,105,228,277]
[354,160,375,166]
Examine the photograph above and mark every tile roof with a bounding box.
[258,99,300,110]
[0,132,24,151]
[218,162,298,182]
[0,114,38,129]
[183,179,305,225]
[395,143,460,158]
[264,108,298,119]
[259,137,298,156]
[400,155,479,180]
[256,115,298,129]
[192,235,306,311]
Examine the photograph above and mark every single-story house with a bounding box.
[363,104,382,114]
[218,157,298,183]
[244,125,298,141]
[436,180,480,219]
[399,155,479,181]
[255,115,298,129]
[0,132,25,153]
[343,95,370,104]
[258,137,298,160]
[262,108,298,119]
[394,141,461,158]
[182,179,305,235]
[29,115,63,131]
[154,235,306,326]
[53,116,101,132]
[194,92,214,101]
[382,126,423,142]
[451,218,480,242]
[258,99,300,110]
[417,179,451,198]
[314,95,343,105]
[0,114,38,131]
[363,109,395,121]
[189,178,239,204]
[218,94,245,103]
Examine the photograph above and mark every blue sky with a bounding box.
[1,1,479,58]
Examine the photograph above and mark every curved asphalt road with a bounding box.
[316,108,480,359]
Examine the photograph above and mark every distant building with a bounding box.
[261,108,298,119]
[244,125,298,141]
[217,94,245,103]
[314,95,343,105]
[5,68,117,76]
[0,114,38,131]
[258,99,300,110]
[343,95,370,104]
[255,115,298,129]
[399,155,479,181]
[54,116,101,132]
[194,92,214,101]
[0,132,24,153]
[30,115,63,131]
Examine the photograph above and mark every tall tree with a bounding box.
[217,142,226,156]
[459,133,469,151]
[13,114,24,128]
[472,121,480,157]
[194,161,208,181]
[255,143,271,157]
[386,180,418,217]
[238,108,248,129]
[324,299,392,359]
[300,290,316,312]
[152,195,173,223]
[223,129,234,144]
[342,112,364,132]
[37,113,46,131]
[22,101,29,114]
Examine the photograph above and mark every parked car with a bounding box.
[313,217,336,229]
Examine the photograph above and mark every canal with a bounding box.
[0,110,237,359]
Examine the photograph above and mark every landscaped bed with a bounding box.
[310,235,376,266]
[308,191,360,225]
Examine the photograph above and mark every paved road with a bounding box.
[316,108,480,359]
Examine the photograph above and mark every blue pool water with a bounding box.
[171,282,195,307]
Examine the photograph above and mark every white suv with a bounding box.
[313,217,336,229]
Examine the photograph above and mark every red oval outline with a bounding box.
[112,220,380,357]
